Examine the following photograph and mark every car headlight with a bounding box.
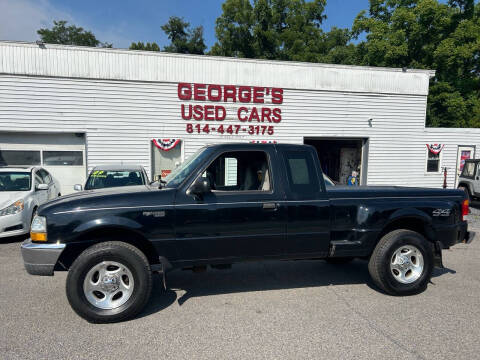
[31,215,48,242]
[0,199,24,216]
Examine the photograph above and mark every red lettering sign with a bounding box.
[178,83,284,136]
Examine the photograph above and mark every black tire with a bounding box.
[458,185,470,202]
[325,257,354,264]
[368,229,433,296]
[66,241,152,323]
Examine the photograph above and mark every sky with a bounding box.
[0,0,370,49]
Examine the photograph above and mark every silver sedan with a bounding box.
[0,166,60,238]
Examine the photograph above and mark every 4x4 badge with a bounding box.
[432,209,451,217]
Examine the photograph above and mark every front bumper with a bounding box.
[21,239,65,276]
[0,210,29,238]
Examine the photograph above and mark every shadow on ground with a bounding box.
[138,259,457,319]
[0,233,28,244]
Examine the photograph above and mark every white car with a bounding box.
[0,166,61,238]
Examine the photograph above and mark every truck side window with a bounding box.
[204,151,271,191]
[284,151,320,197]
[462,162,475,178]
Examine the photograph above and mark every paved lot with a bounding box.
[1,228,479,360]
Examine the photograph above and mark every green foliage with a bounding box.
[161,16,207,54]
[129,42,161,51]
[128,16,206,54]
[211,0,342,62]
[353,0,480,127]
[37,20,111,48]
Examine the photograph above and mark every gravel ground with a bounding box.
[1,226,479,360]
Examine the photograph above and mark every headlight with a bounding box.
[0,199,24,216]
[31,215,48,242]
[31,215,47,233]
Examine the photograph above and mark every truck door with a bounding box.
[174,147,286,261]
[278,147,331,257]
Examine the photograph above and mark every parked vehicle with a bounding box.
[0,166,60,238]
[74,165,149,191]
[457,159,480,201]
[21,144,474,323]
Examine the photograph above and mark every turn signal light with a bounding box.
[462,199,469,221]
[31,232,47,242]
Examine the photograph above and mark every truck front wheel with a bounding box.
[66,241,152,323]
[368,229,433,295]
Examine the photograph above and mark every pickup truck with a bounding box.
[21,143,474,323]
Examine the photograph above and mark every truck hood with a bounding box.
[327,186,464,199]
[39,185,176,215]
[0,191,30,209]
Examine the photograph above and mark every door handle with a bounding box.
[263,202,277,210]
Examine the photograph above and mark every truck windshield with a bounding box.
[164,147,213,188]
[0,172,31,191]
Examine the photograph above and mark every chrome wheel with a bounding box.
[83,261,134,310]
[390,245,424,284]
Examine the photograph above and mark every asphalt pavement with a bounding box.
[1,228,479,360]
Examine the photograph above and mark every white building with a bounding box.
[0,41,478,194]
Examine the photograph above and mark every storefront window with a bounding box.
[43,151,83,165]
[0,150,41,166]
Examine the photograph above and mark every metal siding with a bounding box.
[0,41,432,95]
[0,73,476,189]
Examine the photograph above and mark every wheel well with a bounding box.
[377,217,434,245]
[57,227,159,270]
[458,182,471,192]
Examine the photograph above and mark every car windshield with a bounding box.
[85,170,144,190]
[164,147,213,188]
[0,172,31,191]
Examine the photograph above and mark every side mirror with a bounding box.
[188,177,211,196]
[36,183,48,191]
[74,184,83,191]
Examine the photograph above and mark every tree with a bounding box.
[210,0,330,61]
[37,20,112,47]
[161,16,206,54]
[352,0,480,127]
[129,42,161,51]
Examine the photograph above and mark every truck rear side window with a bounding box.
[284,151,320,196]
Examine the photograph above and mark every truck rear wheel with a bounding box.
[368,229,433,295]
[66,241,152,323]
